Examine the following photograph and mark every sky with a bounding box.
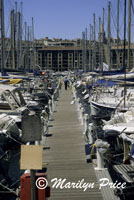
[4,0,131,40]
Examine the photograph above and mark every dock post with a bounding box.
[52,95,55,112]
[73,88,77,101]
[88,123,94,144]
[78,103,82,122]
[76,98,80,111]
[80,107,84,125]
[83,114,88,134]
[30,170,36,200]
[95,139,109,170]
[49,100,52,115]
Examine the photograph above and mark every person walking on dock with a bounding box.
[64,76,68,90]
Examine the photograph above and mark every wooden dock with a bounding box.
[43,87,103,200]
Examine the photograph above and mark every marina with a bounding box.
[43,87,103,200]
[1,0,134,200]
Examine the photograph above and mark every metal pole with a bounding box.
[11,9,15,69]
[19,2,23,68]
[24,21,27,69]
[30,27,32,69]
[15,1,17,61]
[107,1,111,70]
[30,170,36,200]
[117,0,120,68]
[89,24,92,71]
[102,8,105,69]
[102,8,104,34]
[32,17,36,70]
[28,26,30,70]
[82,32,85,71]
[0,0,5,71]
[91,25,93,71]
[85,28,87,71]
[123,0,126,107]
[16,11,20,69]
[127,0,131,71]
[93,13,96,70]
[99,17,101,71]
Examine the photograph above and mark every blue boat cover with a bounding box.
[95,79,116,87]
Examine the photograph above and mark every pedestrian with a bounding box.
[64,76,68,90]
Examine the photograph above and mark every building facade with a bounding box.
[1,37,134,72]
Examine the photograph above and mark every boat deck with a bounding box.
[43,87,103,200]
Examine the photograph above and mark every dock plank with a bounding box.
[43,88,103,200]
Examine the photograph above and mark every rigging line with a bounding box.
[5,44,11,65]
[111,12,118,38]
[119,0,125,39]
[7,0,14,10]
[3,132,24,145]
[5,13,11,37]
[111,5,118,31]
[131,1,134,14]
[0,182,17,196]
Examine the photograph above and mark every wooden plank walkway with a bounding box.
[43,87,103,200]
[95,169,120,200]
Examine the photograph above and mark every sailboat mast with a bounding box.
[0,0,5,71]
[85,28,87,71]
[102,8,104,71]
[123,0,126,107]
[127,0,131,71]
[107,1,111,70]
[89,24,92,71]
[117,0,120,68]
[32,17,36,69]
[19,2,23,68]
[93,13,96,70]
[98,17,102,71]
[11,9,15,69]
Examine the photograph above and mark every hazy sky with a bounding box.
[5,0,131,40]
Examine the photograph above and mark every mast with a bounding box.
[30,27,32,68]
[32,17,36,69]
[93,13,96,70]
[85,28,87,71]
[17,11,20,69]
[11,9,15,69]
[91,25,93,71]
[19,2,23,68]
[127,0,131,71]
[15,1,17,69]
[98,17,102,71]
[102,8,104,70]
[82,32,84,71]
[117,0,120,68]
[123,0,126,107]
[102,8,104,34]
[89,24,92,71]
[0,0,5,71]
[24,21,27,69]
[16,2,23,69]
[82,31,86,71]
[107,1,111,70]
[27,26,30,70]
